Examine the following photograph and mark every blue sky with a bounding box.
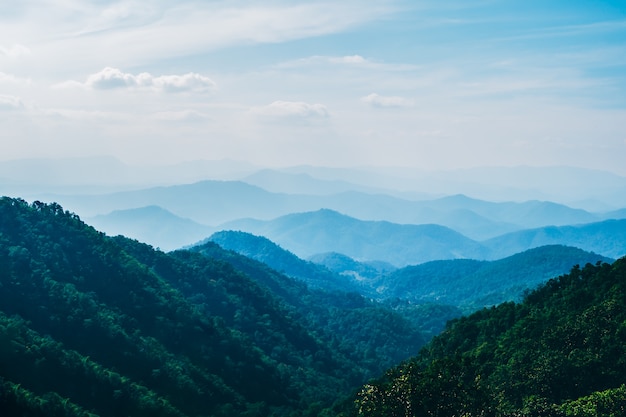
[1,0,625,174]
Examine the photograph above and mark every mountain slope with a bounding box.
[484,218,626,259]
[378,245,613,311]
[207,230,362,293]
[0,197,429,417]
[187,240,428,375]
[87,205,214,251]
[342,257,626,416]
[308,252,396,281]
[203,233,611,319]
[220,209,489,266]
[0,198,288,416]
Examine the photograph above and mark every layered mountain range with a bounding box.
[3,158,626,416]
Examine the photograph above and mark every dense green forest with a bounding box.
[378,245,613,312]
[207,230,363,293]
[339,258,626,416]
[2,197,624,417]
[207,230,612,313]
[0,198,429,416]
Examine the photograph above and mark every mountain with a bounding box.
[280,165,626,209]
[4,157,626,212]
[0,197,428,417]
[77,195,626,266]
[206,230,362,293]
[186,240,436,366]
[208,231,611,314]
[340,257,626,416]
[421,194,599,230]
[31,175,615,243]
[484,218,626,259]
[39,180,307,225]
[308,252,397,281]
[87,205,214,251]
[376,245,613,311]
[601,207,626,220]
[220,209,489,267]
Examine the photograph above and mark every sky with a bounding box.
[1,0,626,174]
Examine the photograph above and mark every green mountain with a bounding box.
[199,231,459,343]
[207,230,360,293]
[340,257,626,416]
[0,198,427,417]
[376,245,613,312]
[187,240,429,370]
[205,231,611,314]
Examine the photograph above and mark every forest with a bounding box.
[341,259,626,416]
[0,197,433,416]
[1,197,625,416]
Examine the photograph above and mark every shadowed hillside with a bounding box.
[0,197,428,417]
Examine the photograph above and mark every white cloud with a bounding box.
[0,44,31,59]
[153,73,217,94]
[0,94,25,111]
[362,93,414,108]
[0,72,32,85]
[253,101,329,118]
[329,55,368,64]
[76,67,216,93]
[85,67,142,89]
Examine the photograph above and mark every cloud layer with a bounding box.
[0,1,624,174]
[0,94,25,111]
[0,44,31,59]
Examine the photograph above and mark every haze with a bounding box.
[1,1,625,175]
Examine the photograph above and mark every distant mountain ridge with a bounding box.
[220,209,489,266]
[5,157,626,208]
[33,177,624,244]
[87,205,213,251]
[484,218,626,259]
[218,209,626,266]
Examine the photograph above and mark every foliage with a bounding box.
[208,231,356,292]
[377,245,613,312]
[0,197,429,416]
[345,258,626,416]
[188,240,428,376]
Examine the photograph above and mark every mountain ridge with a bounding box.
[207,229,612,312]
